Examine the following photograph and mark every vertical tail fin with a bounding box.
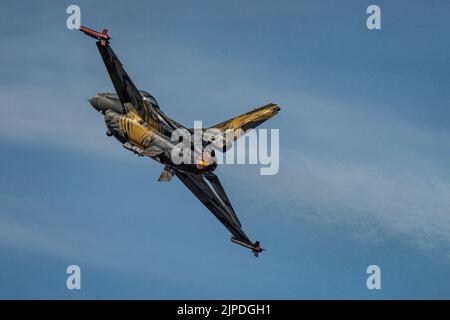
[207,103,280,152]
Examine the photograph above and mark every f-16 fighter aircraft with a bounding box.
[79,26,280,256]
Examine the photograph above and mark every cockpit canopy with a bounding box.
[91,90,159,113]
[140,90,159,108]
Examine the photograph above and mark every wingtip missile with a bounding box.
[231,237,264,257]
[79,25,110,44]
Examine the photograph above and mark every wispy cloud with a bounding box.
[221,89,450,260]
[231,151,450,260]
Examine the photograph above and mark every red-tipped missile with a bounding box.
[231,237,264,257]
[79,26,110,42]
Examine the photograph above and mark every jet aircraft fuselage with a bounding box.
[79,25,280,256]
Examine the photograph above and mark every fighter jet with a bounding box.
[79,26,280,256]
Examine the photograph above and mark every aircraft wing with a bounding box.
[95,41,148,117]
[174,170,254,246]
[80,26,175,130]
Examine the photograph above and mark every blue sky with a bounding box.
[0,0,450,299]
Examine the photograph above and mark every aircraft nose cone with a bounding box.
[89,96,100,111]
